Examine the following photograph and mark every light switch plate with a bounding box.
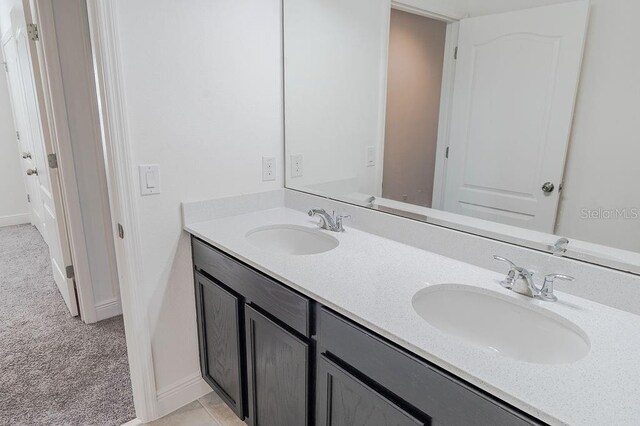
[139,164,160,196]
[366,146,376,167]
[262,157,276,181]
[291,154,303,178]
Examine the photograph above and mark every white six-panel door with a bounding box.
[442,1,589,233]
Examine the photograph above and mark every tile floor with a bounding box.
[148,392,246,425]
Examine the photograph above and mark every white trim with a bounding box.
[391,0,464,22]
[431,21,459,209]
[95,297,123,321]
[86,0,159,421]
[155,373,212,419]
[374,1,392,197]
[23,0,96,320]
[0,213,31,227]
[120,419,143,426]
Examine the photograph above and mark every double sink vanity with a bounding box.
[183,191,640,426]
[179,1,640,423]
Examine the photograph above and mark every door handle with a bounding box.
[541,182,555,193]
[26,168,38,176]
[22,152,32,159]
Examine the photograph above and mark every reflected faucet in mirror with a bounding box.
[552,238,570,257]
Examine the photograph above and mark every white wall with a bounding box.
[0,0,20,37]
[284,0,389,196]
[0,47,29,227]
[112,0,283,404]
[465,0,640,253]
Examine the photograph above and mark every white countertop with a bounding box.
[185,206,640,425]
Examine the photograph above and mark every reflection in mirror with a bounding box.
[284,0,640,273]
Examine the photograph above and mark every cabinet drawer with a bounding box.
[192,237,310,336]
[317,308,544,426]
[317,354,427,426]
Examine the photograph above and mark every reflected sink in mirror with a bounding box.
[412,284,590,364]
[246,225,339,255]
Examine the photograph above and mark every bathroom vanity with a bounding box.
[192,237,541,426]
[183,4,640,420]
[183,193,640,426]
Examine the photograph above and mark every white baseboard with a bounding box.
[95,297,123,321]
[120,418,142,426]
[0,213,30,228]
[155,372,212,419]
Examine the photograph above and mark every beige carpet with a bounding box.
[0,224,135,426]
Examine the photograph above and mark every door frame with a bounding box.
[377,0,461,202]
[430,21,459,209]
[21,0,100,321]
[85,0,158,421]
[21,0,156,420]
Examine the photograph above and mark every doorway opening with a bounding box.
[382,9,447,208]
[0,2,135,424]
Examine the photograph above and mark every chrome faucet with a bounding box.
[551,237,570,256]
[308,209,350,232]
[493,255,574,302]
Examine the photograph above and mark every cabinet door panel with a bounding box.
[195,272,244,418]
[317,354,426,426]
[246,305,309,426]
[193,238,310,336]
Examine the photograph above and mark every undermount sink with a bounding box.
[412,284,590,364]
[246,225,339,255]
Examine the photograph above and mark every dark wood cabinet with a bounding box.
[193,238,312,424]
[192,237,543,426]
[245,305,309,426]
[317,354,426,426]
[194,272,244,418]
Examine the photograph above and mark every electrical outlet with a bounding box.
[262,157,276,181]
[291,154,303,178]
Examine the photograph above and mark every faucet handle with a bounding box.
[335,214,351,232]
[493,255,519,289]
[540,274,575,302]
[493,255,516,269]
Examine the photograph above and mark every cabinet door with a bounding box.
[317,354,427,426]
[245,305,309,426]
[194,272,244,419]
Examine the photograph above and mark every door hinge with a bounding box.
[48,153,58,169]
[27,194,31,203]
[117,223,125,239]
[27,23,39,41]
[2,61,7,72]
[454,46,458,60]
[16,131,20,141]
[65,264,75,279]
[445,146,450,158]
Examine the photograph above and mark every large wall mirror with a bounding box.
[283,0,640,273]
